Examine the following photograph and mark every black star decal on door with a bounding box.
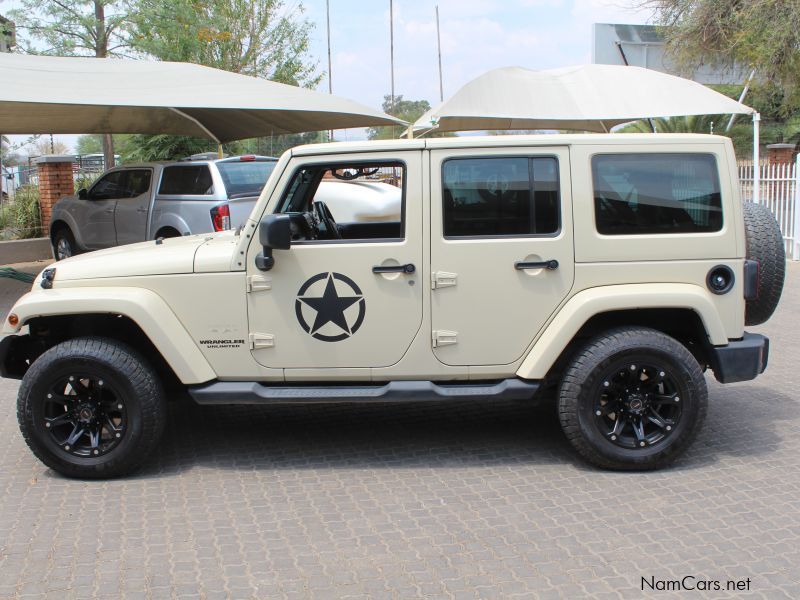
[295,272,366,342]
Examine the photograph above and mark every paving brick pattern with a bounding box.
[0,263,798,599]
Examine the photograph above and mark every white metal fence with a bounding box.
[739,157,800,260]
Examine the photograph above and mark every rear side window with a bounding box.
[158,166,213,195]
[442,157,560,237]
[592,153,722,235]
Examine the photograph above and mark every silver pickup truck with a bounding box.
[49,155,277,260]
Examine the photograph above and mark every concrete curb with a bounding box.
[0,238,52,264]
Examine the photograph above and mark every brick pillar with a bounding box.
[766,143,797,165]
[35,156,75,233]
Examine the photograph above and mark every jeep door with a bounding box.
[429,147,575,366]
[114,168,153,245]
[79,170,127,249]
[246,151,423,372]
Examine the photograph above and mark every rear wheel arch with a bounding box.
[541,308,713,388]
[154,226,181,239]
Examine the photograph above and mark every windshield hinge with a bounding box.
[246,275,272,293]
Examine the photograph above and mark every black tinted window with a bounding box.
[593,154,722,235]
[442,157,560,237]
[124,169,152,197]
[159,166,213,195]
[217,161,276,196]
[89,171,126,200]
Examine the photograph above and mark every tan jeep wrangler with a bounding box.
[1,134,785,478]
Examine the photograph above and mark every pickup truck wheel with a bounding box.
[53,228,77,261]
[558,327,707,471]
[17,338,166,479]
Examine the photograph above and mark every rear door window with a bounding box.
[442,156,560,237]
[123,169,152,197]
[592,153,722,235]
[158,166,213,195]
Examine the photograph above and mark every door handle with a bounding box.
[373,263,416,274]
[514,259,559,270]
[104,209,114,214]
[136,207,147,213]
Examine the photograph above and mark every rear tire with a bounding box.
[17,337,166,479]
[558,327,707,471]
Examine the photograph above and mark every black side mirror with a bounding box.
[255,214,292,271]
[77,188,88,200]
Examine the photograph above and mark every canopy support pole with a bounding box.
[169,107,222,146]
[753,112,761,204]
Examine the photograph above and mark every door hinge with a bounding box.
[431,271,458,289]
[432,330,458,348]
[249,333,275,350]
[246,275,272,292]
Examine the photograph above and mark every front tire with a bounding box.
[558,327,707,470]
[53,227,77,261]
[17,338,166,479]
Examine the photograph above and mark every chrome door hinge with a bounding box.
[431,271,458,289]
[246,275,272,292]
[249,333,275,350]
[432,330,458,348]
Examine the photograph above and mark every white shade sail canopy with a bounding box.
[414,65,755,133]
[0,53,405,143]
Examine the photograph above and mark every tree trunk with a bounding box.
[94,2,114,168]
[102,135,116,169]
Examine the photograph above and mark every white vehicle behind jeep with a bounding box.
[1,134,785,478]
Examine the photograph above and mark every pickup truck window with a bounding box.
[125,169,152,197]
[442,157,560,237]
[158,165,213,195]
[592,153,722,235]
[217,161,276,197]
[88,171,128,200]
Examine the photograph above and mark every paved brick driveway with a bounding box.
[0,262,798,599]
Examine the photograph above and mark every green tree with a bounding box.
[125,0,321,161]
[129,0,318,86]
[645,0,800,112]
[9,0,132,167]
[368,95,433,140]
[75,134,103,155]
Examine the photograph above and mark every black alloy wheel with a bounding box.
[592,359,683,450]
[41,373,127,457]
[558,327,707,470]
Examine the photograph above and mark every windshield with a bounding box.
[217,161,277,196]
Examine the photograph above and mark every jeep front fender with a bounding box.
[3,287,216,384]
[516,283,728,380]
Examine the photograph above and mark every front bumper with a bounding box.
[709,333,769,384]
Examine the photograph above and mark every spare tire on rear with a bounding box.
[743,202,785,326]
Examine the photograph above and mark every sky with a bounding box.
[1,0,653,152]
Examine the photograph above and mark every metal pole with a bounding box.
[326,0,334,142]
[793,153,800,260]
[389,0,395,137]
[726,69,756,133]
[753,112,761,204]
[436,5,443,102]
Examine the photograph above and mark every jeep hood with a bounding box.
[51,234,216,281]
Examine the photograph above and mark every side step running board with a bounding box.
[188,378,540,405]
